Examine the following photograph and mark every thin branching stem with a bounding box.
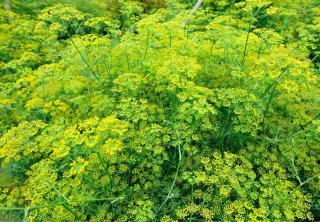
[69,38,103,85]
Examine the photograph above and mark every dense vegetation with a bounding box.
[0,0,319,221]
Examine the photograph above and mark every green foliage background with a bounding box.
[0,0,319,221]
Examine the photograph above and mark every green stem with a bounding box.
[70,38,103,85]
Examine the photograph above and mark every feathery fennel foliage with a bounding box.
[0,0,319,221]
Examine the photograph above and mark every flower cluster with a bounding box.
[0,0,319,221]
